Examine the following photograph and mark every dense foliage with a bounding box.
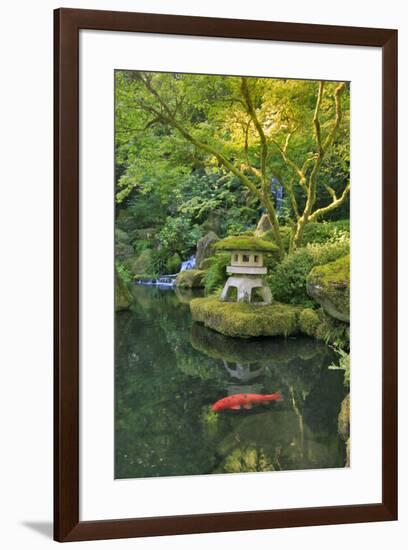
[115,70,350,349]
[115,71,350,269]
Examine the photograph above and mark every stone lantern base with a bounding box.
[220,276,272,305]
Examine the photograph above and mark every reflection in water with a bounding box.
[115,286,347,479]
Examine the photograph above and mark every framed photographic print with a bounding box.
[54,8,397,542]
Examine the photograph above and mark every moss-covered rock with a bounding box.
[307,254,350,322]
[338,393,350,440]
[215,235,278,253]
[125,249,154,278]
[115,241,135,262]
[345,438,350,467]
[195,231,219,269]
[115,227,131,243]
[200,257,215,270]
[115,267,132,311]
[176,269,205,289]
[190,296,301,338]
[299,308,321,337]
[221,446,273,473]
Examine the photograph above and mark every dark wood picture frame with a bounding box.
[54,7,398,542]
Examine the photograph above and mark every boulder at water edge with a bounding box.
[195,231,219,269]
[176,269,205,288]
[125,249,154,278]
[115,268,132,311]
[307,254,350,322]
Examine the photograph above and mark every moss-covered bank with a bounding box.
[190,296,303,338]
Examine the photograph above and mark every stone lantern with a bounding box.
[215,236,276,305]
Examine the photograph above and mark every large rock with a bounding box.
[115,227,131,243]
[338,394,350,467]
[125,249,153,277]
[338,394,350,440]
[115,242,134,261]
[307,255,350,322]
[176,269,205,289]
[115,268,132,311]
[195,231,219,269]
[254,213,273,236]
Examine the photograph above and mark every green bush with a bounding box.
[166,253,181,274]
[202,253,230,295]
[315,314,350,350]
[269,238,349,306]
[301,220,349,246]
[264,220,349,252]
[115,262,132,285]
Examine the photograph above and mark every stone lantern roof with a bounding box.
[214,235,278,253]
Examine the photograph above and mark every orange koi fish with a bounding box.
[211,392,282,412]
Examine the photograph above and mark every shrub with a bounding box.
[268,238,349,306]
[315,313,350,350]
[301,220,349,246]
[329,347,350,387]
[202,253,230,295]
[166,253,181,274]
[115,262,132,285]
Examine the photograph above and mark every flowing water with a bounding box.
[115,286,347,479]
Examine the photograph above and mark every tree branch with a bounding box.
[313,81,324,155]
[309,182,350,222]
[323,82,346,152]
[135,73,267,211]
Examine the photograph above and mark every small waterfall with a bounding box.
[180,255,196,271]
[136,275,176,287]
[135,254,196,287]
[271,177,284,212]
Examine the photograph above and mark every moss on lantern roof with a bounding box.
[215,235,278,253]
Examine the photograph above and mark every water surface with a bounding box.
[115,286,346,478]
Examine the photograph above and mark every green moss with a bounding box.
[190,296,301,338]
[307,255,350,322]
[215,235,278,253]
[125,249,154,278]
[175,269,205,289]
[299,308,321,337]
[221,447,273,473]
[309,254,349,285]
[200,257,215,270]
[338,394,350,440]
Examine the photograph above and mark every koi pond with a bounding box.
[115,285,347,479]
